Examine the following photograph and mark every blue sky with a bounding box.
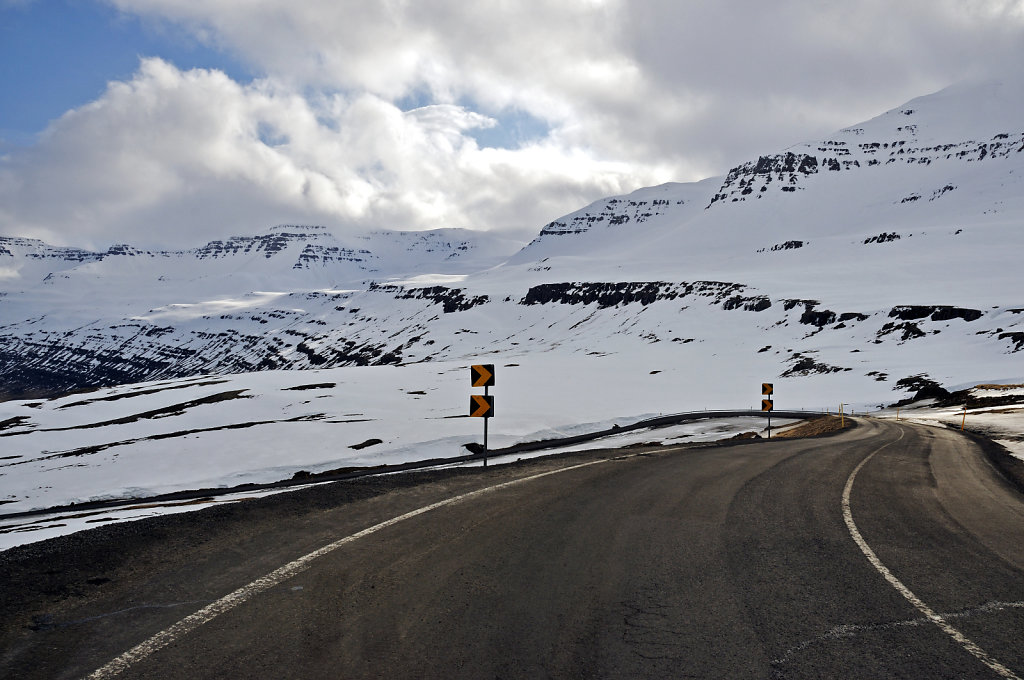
[0,0,546,151]
[1,0,1022,249]
[0,0,252,147]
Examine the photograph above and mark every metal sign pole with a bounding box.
[470,365,494,468]
[761,383,774,439]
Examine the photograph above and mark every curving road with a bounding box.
[2,418,1024,679]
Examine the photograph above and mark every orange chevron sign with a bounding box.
[470,394,494,418]
[762,399,774,412]
[762,383,774,396]
[471,364,495,387]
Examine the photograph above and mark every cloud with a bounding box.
[107,0,1024,163]
[3,0,1024,247]
[0,58,661,248]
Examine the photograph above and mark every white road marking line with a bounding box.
[842,426,1022,680]
[85,458,609,679]
[772,600,1024,668]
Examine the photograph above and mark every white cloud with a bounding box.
[0,58,661,248]
[3,0,1024,247]
[106,0,1024,162]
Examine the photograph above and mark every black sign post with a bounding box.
[762,383,774,438]
[470,365,495,466]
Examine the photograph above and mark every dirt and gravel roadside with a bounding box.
[773,414,848,438]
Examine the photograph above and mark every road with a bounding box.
[2,417,1023,679]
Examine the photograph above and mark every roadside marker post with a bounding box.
[962,405,967,431]
[762,383,774,438]
[469,365,494,467]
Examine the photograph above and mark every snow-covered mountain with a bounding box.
[3,77,1024,536]
[1,77,1022,405]
[0,225,522,397]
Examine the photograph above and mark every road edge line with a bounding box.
[842,425,1021,680]
[84,458,609,679]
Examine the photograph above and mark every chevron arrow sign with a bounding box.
[471,364,495,387]
[470,394,494,418]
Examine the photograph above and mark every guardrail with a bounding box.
[471,409,824,456]
[0,409,827,521]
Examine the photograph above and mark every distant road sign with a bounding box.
[762,383,774,396]
[762,399,774,412]
[470,394,494,418]
[471,364,495,388]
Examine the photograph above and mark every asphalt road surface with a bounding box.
[2,417,1024,679]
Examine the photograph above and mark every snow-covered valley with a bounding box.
[2,78,1023,549]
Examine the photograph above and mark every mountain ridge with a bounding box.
[1,77,1022,403]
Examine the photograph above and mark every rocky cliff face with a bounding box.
[1,261,1018,401]
[2,79,1023,401]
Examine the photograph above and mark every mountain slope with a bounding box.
[1,78,1022,404]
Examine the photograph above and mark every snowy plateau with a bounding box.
[2,78,1023,548]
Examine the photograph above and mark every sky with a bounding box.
[2,0,1024,250]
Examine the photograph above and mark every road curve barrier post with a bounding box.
[470,365,495,467]
[761,383,774,438]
